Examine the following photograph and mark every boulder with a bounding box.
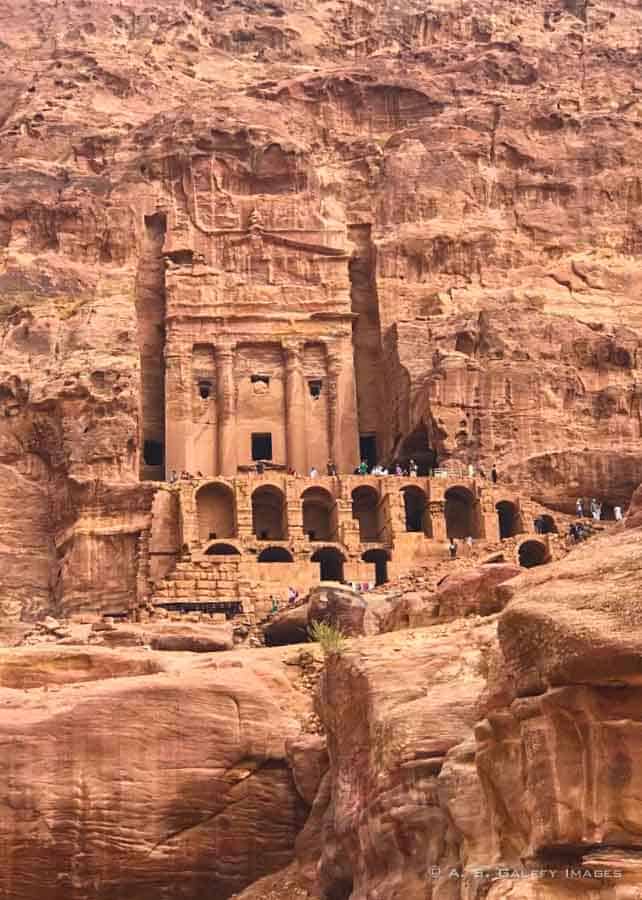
[264,604,310,646]
[308,585,370,637]
[434,563,522,619]
[147,624,234,652]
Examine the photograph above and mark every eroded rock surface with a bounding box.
[2,0,642,613]
[0,644,316,900]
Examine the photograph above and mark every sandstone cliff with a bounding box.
[3,0,642,613]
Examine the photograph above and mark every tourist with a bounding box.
[614,505,623,521]
[468,463,474,478]
[169,470,178,483]
[465,535,473,554]
[359,460,368,475]
[395,464,403,476]
[448,538,457,559]
[256,460,265,475]
[326,461,337,476]
[310,466,318,478]
[491,464,498,484]
[569,523,578,543]
[409,459,418,477]
[288,586,298,606]
[270,596,279,614]
[576,498,584,518]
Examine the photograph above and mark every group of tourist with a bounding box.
[270,586,300,614]
[355,459,420,477]
[575,497,623,522]
[168,460,502,483]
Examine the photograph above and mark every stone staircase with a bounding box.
[151,553,252,611]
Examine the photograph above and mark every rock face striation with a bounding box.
[0,644,315,900]
[2,0,642,614]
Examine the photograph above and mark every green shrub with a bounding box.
[308,619,346,657]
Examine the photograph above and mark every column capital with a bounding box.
[216,342,236,361]
[283,340,303,361]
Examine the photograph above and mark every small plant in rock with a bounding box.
[308,619,346,657]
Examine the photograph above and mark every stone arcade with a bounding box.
[143,473,550,616]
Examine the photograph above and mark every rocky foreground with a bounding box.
[0,523,639,898]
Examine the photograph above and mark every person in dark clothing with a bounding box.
[448,539,457,559]
[491,464,498,484]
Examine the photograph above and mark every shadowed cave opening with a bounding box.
[518,539,549,568]
[137,211,167,480]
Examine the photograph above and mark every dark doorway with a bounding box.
[252,485,287,539]
[143,440,164,467]
[352,485,380,542]
[197,483,236,541]
[362,549,389,586]
[205,543,241,556]
[359,434,377,470]
[258,547,294,563]
[312,548,345,582]
[302,487,335,541]
[445,486,481,539]
[402,486,429,535]
[252,432,273,461]
[496,501,520,539]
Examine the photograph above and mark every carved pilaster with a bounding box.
[428,500,447,541]
[284,341,307,475]
[216,343,237,477]
[164,334,191,478]
[326,351,340,471]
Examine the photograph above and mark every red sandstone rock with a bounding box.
[433,563,522,619]
[316,622,498,900]
[264,604,310,646]
[308,585,375,637]
[0,644,313,900]
[384,563,521,629]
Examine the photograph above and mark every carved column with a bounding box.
[327,340,360,474]
[164,330,190,478]
[284,342,307,475]
[216,343,237,477]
